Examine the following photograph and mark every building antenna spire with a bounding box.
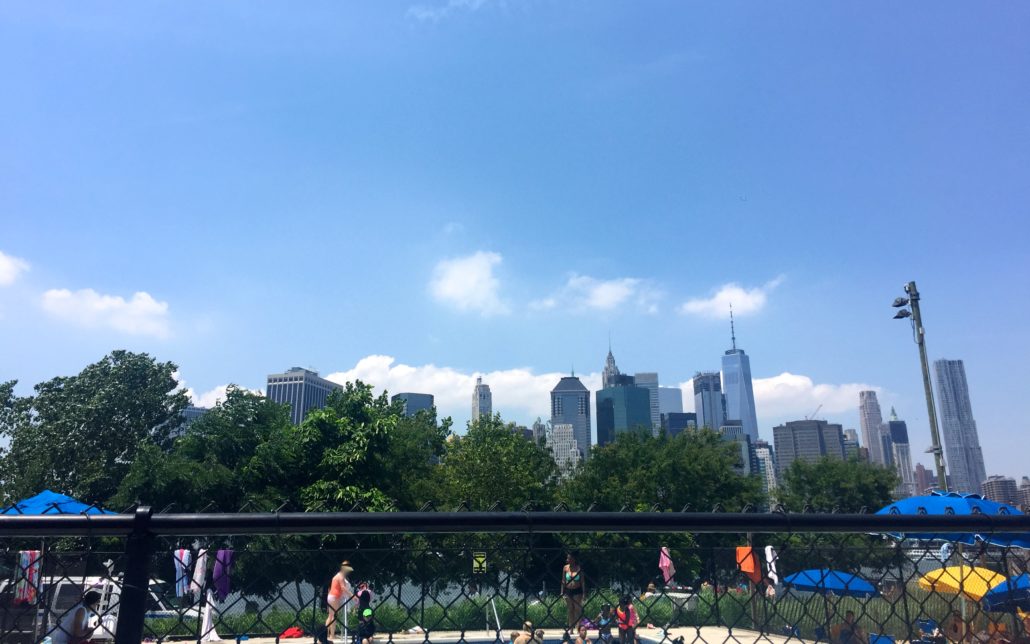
[729,303,737,351]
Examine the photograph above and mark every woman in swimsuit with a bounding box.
[326,560,354,641]
[562,551,585,629]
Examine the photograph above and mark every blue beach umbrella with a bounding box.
[982,574,1030,613]
[1,490,113,515]
[784,569,879,598]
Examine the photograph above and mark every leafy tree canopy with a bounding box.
[777,456,898,513]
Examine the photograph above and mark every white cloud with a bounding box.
[679,276,784,319]
[174,371,262,409]
[0,251,30,286]
[326,355,601,429]
[678,371,879,422]
[429,251,509,316]
[533,274,662,314]
[40,288,171,338]
[407,0,490,22]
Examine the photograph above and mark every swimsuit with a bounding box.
[564,568,583,596]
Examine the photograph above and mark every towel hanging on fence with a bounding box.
[764,545,779,585]
[174,549,193,598]
[15,550,42,604]
[735,546,763,584]
[213,549,235,601]
[192,549,209,598]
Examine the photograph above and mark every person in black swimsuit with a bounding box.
[562,551,586,629]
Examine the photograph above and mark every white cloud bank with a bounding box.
[680,277,784,319]
[40,288,171,338]
[429,251,509,316]
[679,371,878,420]
[0,251,30,286]
[326,355,601,428]
[532,274,661,314]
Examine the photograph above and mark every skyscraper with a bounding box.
[755,440,777,493]
[721,313,760,442]
[548,423,582,478]
[658,387,684,415]
[634,372,661,434]
[842,428,861,460]
[888,408,916,498]
[596,375,651,447]
[391,392,435,417]
[693,372,726,430]
[550,375,591,456]
[859,391,887,465]
[934,359,987,494]
[914,463,935,495]
[266,367,343,425]
[720,423,759,476]
[662,412,696,437]
[471,376,492,423]
[772,419,846,478]
[602,346,621,389]
[981,476,1018,505]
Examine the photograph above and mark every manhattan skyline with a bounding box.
[1,3,1028,477]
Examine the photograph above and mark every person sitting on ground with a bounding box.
[510,632,521,644]
[52,590,102,644]
[616,595,639,644]
[595,603,614,644]
[642,582,658,599]
[943,610,972,643]
[357,607,376,644]
[533,629,546,644]
[830,610,867,644]
[514,621,536,644]
[576,623,592,644]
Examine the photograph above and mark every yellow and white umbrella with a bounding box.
[918,565,1007,601]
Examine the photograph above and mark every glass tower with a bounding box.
[550,375,591,456]
[934,359,987,494]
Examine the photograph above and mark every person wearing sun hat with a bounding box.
[325,560,355,641]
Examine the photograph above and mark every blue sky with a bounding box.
[1,2,1028,480]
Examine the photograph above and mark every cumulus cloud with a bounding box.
[40,288,171,338]
[532,274,662,314]
[407,0,490,22]
[0,251,30,286]
[429,251,509,316]
[680,276,784,319]
[326,355,601,429]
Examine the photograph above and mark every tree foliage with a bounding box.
[776,456,899,513]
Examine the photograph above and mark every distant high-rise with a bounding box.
[888,408,916,498]
[266,367,343,425]
[1018,478,1030,509]
[843,428,860,444]
[658,387,684,415]
[549,423,582,478]
[392,392,435,417]
[859,391,887,465]
[842,428,861,460]
[531,418,548,445]
[755,440,777,493]
[602,346,621,389]
[981,476,1018,505]
[772,419,846,478]
[173,405,209,438]
[721,312,760,442]
[914,463,935,495]
[471,376,492,423]
[634,372,661,434]
[662,412,696,437]
[934,359,987,494]
[720,423,759,476]
[693,372,727,430]
[551,375,591,456]
[596,376,651,447]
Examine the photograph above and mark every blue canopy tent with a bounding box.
[1,490,113,516]
[875,491,1021,545]
[784,569,879,598]
[982,574,1030,613]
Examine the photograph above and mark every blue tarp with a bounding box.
[982,573,1030,613]
[783,569,879,598]
[1,490,113,515]
[876,491,1027,547]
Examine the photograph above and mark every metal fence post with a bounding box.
[115,506,154,644]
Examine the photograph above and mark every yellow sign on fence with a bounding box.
[472,551,487,574]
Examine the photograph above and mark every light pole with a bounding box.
[892,281,948,491]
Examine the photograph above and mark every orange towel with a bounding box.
[736,546,762,584]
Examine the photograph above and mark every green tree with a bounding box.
[0,351,187,505]
[776,456,898,512]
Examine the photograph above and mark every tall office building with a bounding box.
[550,375,591,456]
[859,391,887,465]
[596,375,651,447]
[392,392,435,417]
[531,418,548,445]
[721,316,760,442]
[471,376,492,423]
[662,412,696,437]
[172,405,209,438]
[720,423,759,476]
[548,423,582,479]
[772,419,846,478]
[658,387,684,415]
[914,463,935,495]
[934,359,987,494]
[693,372,727,430]
[267,367,344,425]
[888,408,916,498]
[1018,478,1030,509]
[602,347,621,389]
[755,440,777,493]
[842,428,861,460]
[634,372,661,434]
[981,476,1018,505]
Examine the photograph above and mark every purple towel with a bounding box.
[213,549,234,601]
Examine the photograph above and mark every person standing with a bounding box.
[562,551,586,629]
[615,595,638,644]
[51,590,101,644]
[326,560,354,641]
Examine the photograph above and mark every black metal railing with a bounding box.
[2,510,1029,644]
